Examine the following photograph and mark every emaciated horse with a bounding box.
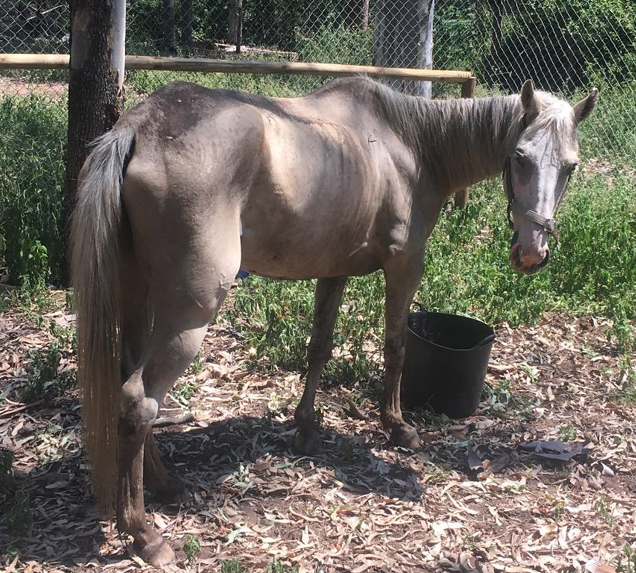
[70,77,597,565]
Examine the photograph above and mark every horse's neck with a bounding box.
[416,95,522,195]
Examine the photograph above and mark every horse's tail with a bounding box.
[70,126,136,516]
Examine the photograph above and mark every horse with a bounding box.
[70,76,597,565]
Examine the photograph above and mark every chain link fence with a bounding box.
[0,0,634,157]
[0,0,634,294]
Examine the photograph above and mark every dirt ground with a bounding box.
[1,295,635,573]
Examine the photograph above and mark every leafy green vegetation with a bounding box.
[126,65,303,100]
[558,425,578,442]
[617,544,636,573]
[20,344,76,403]
[183,533,202,565]
[0,95,67,286]
[220,559,246,573]
[618,355,636,403]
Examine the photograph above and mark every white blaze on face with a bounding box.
[507,81,597,275]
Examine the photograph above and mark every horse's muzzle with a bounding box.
[509,237,550,275]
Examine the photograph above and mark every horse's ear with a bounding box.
[520,79,537,115]
[573,88,599,124]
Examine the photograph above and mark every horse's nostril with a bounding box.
[509,243,522,268]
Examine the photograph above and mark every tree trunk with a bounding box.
[62,0,125,286]
[162,0,175,53]
[345,0,370,30]
[228,0,243,45]
[419,0,436,96]
[484,0,504,86]
[361,0,370,30]
[181,0,193,51]
[373,0,433,93]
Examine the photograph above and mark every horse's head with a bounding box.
[507,80,598,275]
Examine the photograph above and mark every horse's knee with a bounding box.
[308,337,333,366]
[384,339,405,372]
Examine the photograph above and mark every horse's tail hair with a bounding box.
[70,126,136,517]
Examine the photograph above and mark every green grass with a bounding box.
[126,68,306,100]
[617,544,636,573]
[125,48,318,100]
[618,355,636,403]
[221,560,246,573]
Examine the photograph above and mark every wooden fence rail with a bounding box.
[0,53,474,83]
[0,53,476,206]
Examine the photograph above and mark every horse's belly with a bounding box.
[239,230,381,279]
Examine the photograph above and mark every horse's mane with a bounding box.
[347,77,575,187]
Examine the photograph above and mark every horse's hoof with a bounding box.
[390,425,421,450]
[293,430,324,456]
[135,534,175,567]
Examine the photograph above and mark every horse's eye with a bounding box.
[515,152,526,167]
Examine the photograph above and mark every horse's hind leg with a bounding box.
[120,256,186,504]
[381,261,424,449]
[143,432,188,503]
[117,310,210,565]
[294,277,347,455]
[118,257,238,566]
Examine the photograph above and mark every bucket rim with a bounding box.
[407,310,495,352]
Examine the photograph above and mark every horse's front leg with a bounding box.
[294,276,348,455]
[381,261,424,449]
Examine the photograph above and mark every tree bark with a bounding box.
[419,0,436,96]
[181,0,193,51]
[484,0,504,86]
[228,0,243,46]
[162,0,175,53]
[345,0,370,30]
[62,0,125,286]
[373,0,433,93]
[359,0,370,30]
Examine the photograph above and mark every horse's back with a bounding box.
[119,79,413,279]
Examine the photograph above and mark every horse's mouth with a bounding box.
[509,242,549,275]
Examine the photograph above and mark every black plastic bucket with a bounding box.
[402,309,495,419]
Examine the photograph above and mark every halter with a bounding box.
[503,115,570,245]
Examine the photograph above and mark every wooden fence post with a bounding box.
[454,76,477,209]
